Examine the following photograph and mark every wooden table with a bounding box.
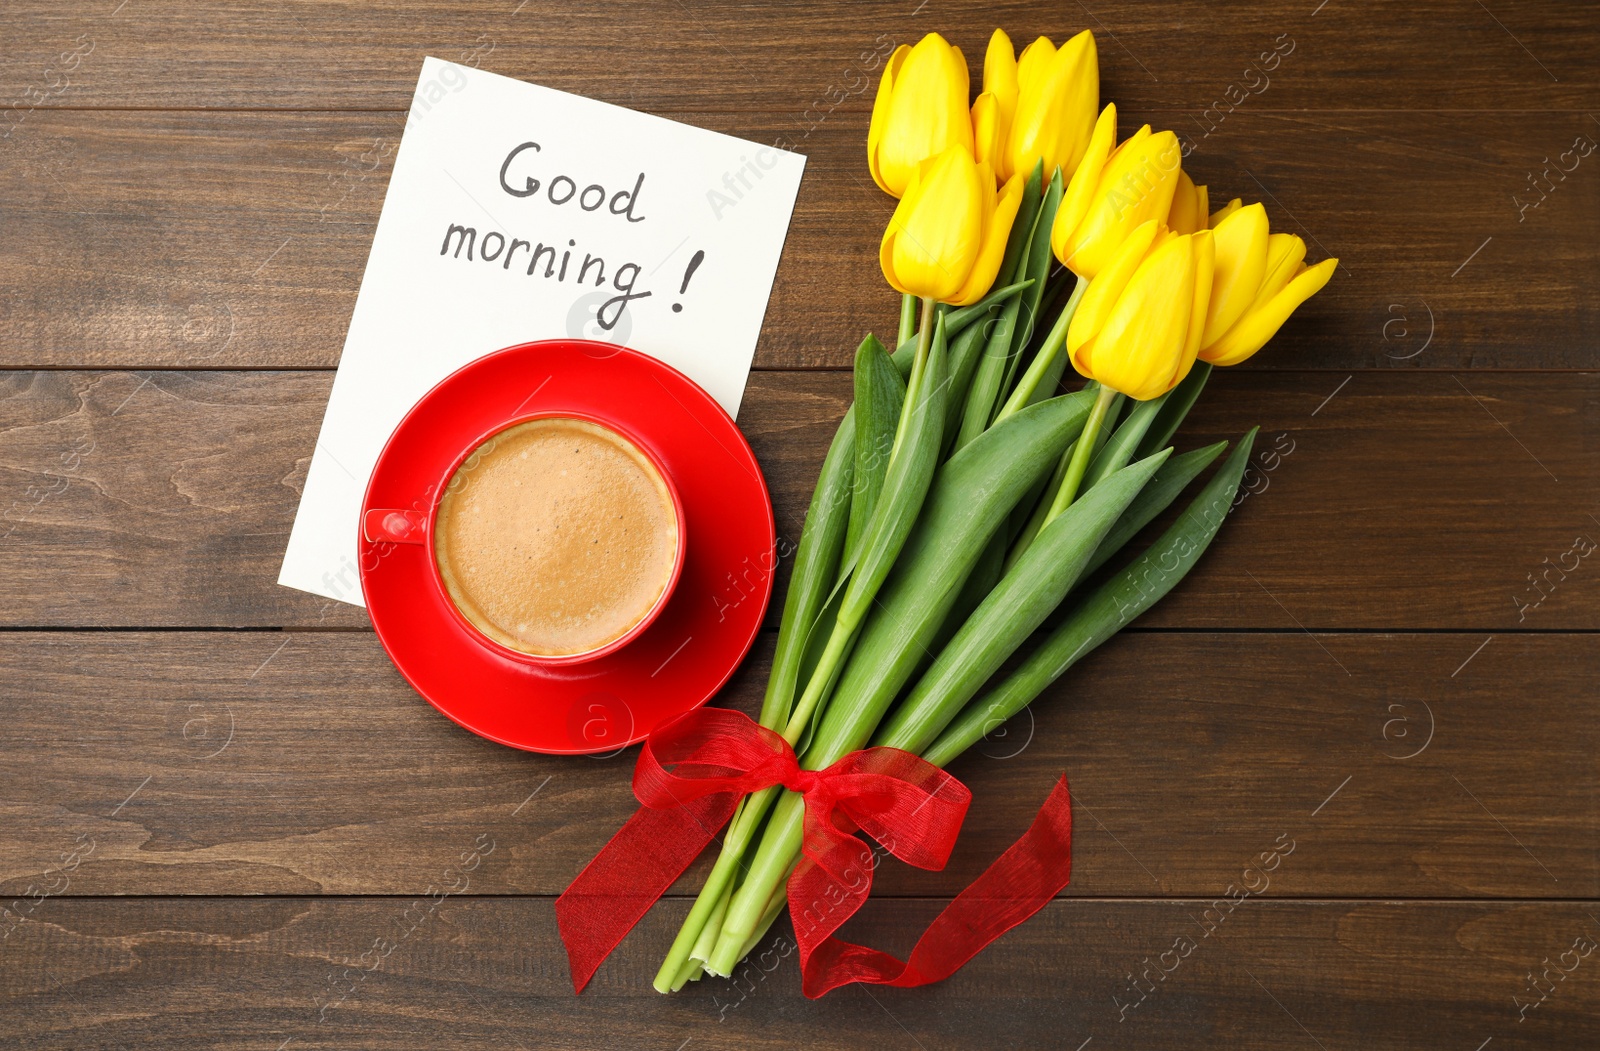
[2,2,1596,1047]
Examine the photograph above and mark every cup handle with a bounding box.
[364,508,426,545]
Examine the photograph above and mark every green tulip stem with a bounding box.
[897,293,918,348]
[687,881,733,966]
[1045,383,1119,524]
[666,880,731,990]
[668,955,703,991]
[994,273,1089,423]
[734,878,792,963]
[779,625,856,747]
[781,296,938,750]
[650,788,777,991]
[890,296,937,466]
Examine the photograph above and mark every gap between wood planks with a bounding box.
[28,894,1600,903]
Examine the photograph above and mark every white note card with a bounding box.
[279,57,805,606]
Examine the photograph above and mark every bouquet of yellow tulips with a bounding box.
[644,26,1336,994]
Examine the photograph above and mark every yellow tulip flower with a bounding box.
[1200,203,1270,350]
[972,29,1019,180]
[880,146,1024,306]
[1200,203,1337,366]
[975,30,1098,185]
[1067,220,1215,401]
[1167,170,1210,235]
[1051,104,1185,278]
[1004,30,1099,183]
[868,33,973,198]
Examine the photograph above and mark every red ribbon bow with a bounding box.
[556,706,1072,998]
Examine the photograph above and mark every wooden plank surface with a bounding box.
[2,109,1596,370]
[1,369,1593,629]
[3,0,1598,1045]
[4,0,1596,111]
[0,631,1593,899]
[3,898,1596,1050]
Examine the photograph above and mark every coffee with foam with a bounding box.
[434,417,678,657]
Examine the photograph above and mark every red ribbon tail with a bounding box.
[555,793,735,993]
[899,773,1073,986]
[793,773,1073,998]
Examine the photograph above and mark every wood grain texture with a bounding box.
[0,631,1592,899]
[1,369,1594,629]
[3,0,1596,111]
[2,107,1596,370]
[2,897,1597,1049]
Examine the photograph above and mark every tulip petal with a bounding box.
[978,30,1019,180]
[1068,332,1101,384]
[1059,125,1183,278]
[1184,230,1215,363]
[972,93,1004,174]
[984,29,1019,99]
[1158,174,1203,235]
[1203,257,1337,366]
[974,160,999,237]
[1007,53,1059,182]
[1083,234,1198,400]
[879,227,912,296]
[1201,202,1269,347]
[951,171,1024,305]
[879,166,922,294]
[887,147,984,302]
[1208,197,1243,227]
[1016,36,1057,98]
[1100,126,1143,177]
[1052,103,1117,265]
[1251,233,1308,309]
[1068,219,1160,356]
[867,45,910,196]
[1056,30,1100,176]
[1168,170,1204,234]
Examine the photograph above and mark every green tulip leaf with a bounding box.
[1084,439,1228,579]
[756,404,855,730]
[800,386,1097,770]
[877,448,1171,753]
[1136,361,1212,461]
[844,334,906,566]
[1083,391,1169,490]
[923,428,1258,766]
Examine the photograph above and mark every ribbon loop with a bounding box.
[795,751,972,886]
[632,706,799,809]
[555,706,1073,998]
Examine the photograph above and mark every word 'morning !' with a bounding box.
[499,142,646,223]
[439,222,649,330]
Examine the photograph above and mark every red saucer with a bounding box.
[359,340,775,754]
